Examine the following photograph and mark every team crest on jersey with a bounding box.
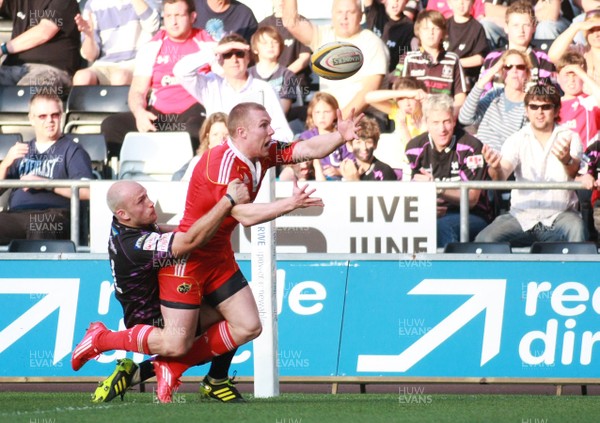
[442,65,453,78]
[466,155,484,169]
[177,283,192,294]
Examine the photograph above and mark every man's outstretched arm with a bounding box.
[169,180,250,256]
[232,180,323,227]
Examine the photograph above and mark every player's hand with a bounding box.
[3,142,28,166]
[336,108,364,142]
[134,110,158,132]
[227,179,250,205]
[482,144,501,169]
[290,180,324,209]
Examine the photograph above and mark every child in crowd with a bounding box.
[556,51,600,150]
[394,10,467,112]
[173,112,229,182]
[248,25,298,115]
[480,1,555,92]
[445,0,489,92]
[259,0,312,98]
[296,92,354,181]
[549,9,600,87]
[364,0,415,72]
[366,76,427,146]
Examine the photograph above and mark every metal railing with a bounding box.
[435,180,587,242]
[0,179,588,249]
[0,180,90,247]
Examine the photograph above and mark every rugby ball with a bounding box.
[310,42,364,80]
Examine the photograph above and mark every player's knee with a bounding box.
[161,336,193,358]
[240,321,262,344]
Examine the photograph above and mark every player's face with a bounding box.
[244,109,275,159]
[505,13,535,48]
[312,100,336,133]
[207,121,229,149]
[418,19,444,49]
[332,0,362,38]
[163,1,196,41]
[255,34,281,62]
[29,98,62,142]
[122,185,157,227]
[351,137,376,163]
[526,100,557,132]
[426,109,456,151]
[558,68,584,97]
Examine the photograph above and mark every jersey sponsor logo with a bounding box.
[466,155,484,169]
[135,234,148,249]
[409,69,426,77]
[143,233,160,251]
[156,233,173,252]
[177,283,192,294]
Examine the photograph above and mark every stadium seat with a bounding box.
[63,85,130,134]
[7,239,77,253]
[0,86,36,140]
[72,134,109,179]
[118,131,193,181]
[529,242,598,255]
[0,133,23,161]
[443,242,512,254]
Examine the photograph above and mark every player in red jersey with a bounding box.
[72,102,362,401]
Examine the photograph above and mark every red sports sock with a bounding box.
[95,324,154,355]
[162,321,238,378]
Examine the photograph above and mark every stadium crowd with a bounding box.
[0,0,600,250]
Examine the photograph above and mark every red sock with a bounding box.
[163,321,237,377]
[95,324,154,355]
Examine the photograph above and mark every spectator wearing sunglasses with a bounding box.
[173,33,293,142]
[459,49,531,153]
[476,83,586,246]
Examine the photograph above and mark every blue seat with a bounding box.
[0,133,23,161]
[444,242,512,254]
[8,239,76,253]
[64,85,130,133]
[529,242,598,255]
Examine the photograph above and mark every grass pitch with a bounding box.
[0,392,598,423]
